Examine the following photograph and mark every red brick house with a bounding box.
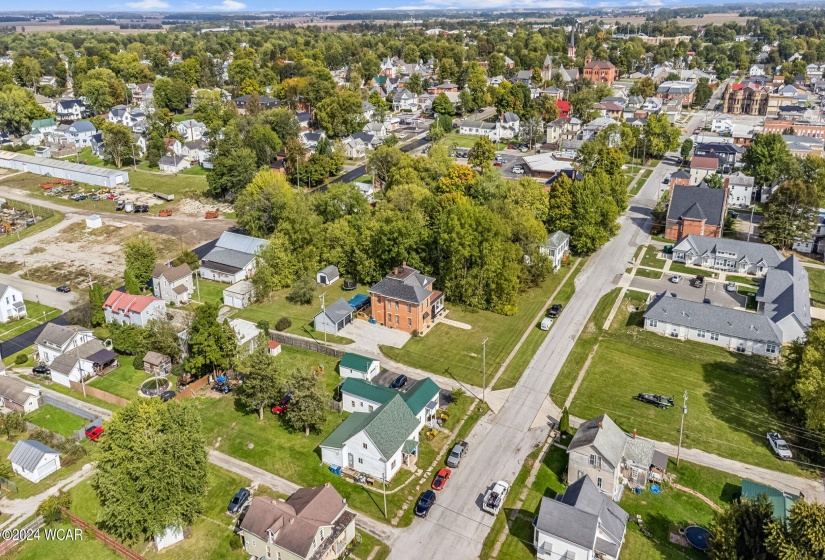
[665,185,727,240]
[582,57,617,84]
[368,264,444,334]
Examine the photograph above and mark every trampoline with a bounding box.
[684,526,712,551]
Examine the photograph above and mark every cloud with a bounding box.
[210,0,246,9]
[126,0,170,7]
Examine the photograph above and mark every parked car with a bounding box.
[519,146,528,152]
[115,201,124,211]
[663,177,670,184]
[414,490,437,518]
[85,426,104,442]
[767,432,793,460]
[160,391,177,402]
[539,317,553,331]
[547,304,563,318]
[725,282,737,292]
[493,161,503,167]
[56,285,71,293]
[512,166,524,174]
[390,374,408,390]
[635,393,675,409]
[228,488,251,514]
[482,480,510,515]
[693,275,705,288]
[32,365,50,375]
[432,467,451,490]
[446,440,469,468]
[507,145,516,150]
[669,274,682,284]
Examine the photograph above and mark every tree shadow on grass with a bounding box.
[502,507,536,556]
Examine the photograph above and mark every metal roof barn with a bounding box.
[0,152,129,188]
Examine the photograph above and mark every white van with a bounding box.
[540,317,553,330]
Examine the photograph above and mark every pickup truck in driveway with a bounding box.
[446,440,469,467]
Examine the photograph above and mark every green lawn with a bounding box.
[18,374,120,412]
[635,267,663,280]
[4,345,35,368]
[444,132,509,150]
[493,259,584,390]
[88,361,155,401]
[26,404,87,437]
[668,261,717,278]
[127,169,207,198]
[8,522,122,560]
[382,263,581,387]
[640,245,664,267]
[236,281,368,344]
[191,278,226,306]
[0,301,61,342]
[808,267,825,308]
[726,274,760,287]
[567,291,810,476]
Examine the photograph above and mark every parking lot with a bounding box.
[630,273,748,309]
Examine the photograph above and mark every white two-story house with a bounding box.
[540,231,571,272]
[35,323,95,366]
[103,290,167,327]
[0,284,26,323]
[151,263,194,305]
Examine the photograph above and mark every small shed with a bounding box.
[143,351,171,376]
[85,214,103,229]
[230,318,261,352]
[317,265,340,286]
[741,479,799,522]
[223,280,255,309]
[339,353,380,381]
[268,340,282,356]
[9,439,60,483]
[313,297,354,334]
[154,526,185,551]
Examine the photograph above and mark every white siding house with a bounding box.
[339,353,380,381]
[0,284,26,323]
[103,290,167,327]
[539,231,571,272]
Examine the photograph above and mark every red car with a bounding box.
[271,394,292,415]
[507,145,516,150]
[493,161,503,167]
[431,467,451,490]
[85,426,104,442]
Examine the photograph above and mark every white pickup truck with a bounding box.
[482,480,510,515]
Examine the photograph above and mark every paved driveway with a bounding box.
[338,320,411,354]
[630,274,747,308]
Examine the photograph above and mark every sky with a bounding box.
[10,0,752,13]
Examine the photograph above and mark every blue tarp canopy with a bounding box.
[348,294,370,310]
[216,376,227,383]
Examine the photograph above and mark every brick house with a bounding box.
[582,58,617,84]
[368,263,444,334]
[689,156,720,184]
[665,185,727,240]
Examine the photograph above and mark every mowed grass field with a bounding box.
[566,290,810,476]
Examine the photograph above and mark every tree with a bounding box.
[153,78,190,113]
[234,169,295,237]
[765,500,825,559]
[0,411,25,439]
[508,177,549,222]
[705,173,725,189]
[743,133,793,187]
[368,145,405,188]
[0,85,51,135]
[145,319,181,361]
[185,303,235,376]
[237,344,285,420]
[546,174,575,234]
[761,179,818,250]
[12,56,41,90]
[432,92,455,116]
[643,114,680,159]
[406,73,423,95]
[359,53,380,83]
[559,407,570,434]
[100,122,135,169]
[710,494,775,560]
[315,90,365,137]
[89,284,105,327]
[207,123,258,198]
[286,275,316,305]
[124,269,141,295]
[124,237,157,290]
[694,78,713,107]
[680,139,694,162]
[629,76,656,98]
[246,124,282,167]
[285,368,328,436]
[468,136,496,168]
[145,130,166,168]
[79,68,125,114]
[172,250,199,270]
[94,399,208,542]
[774,321,825,433]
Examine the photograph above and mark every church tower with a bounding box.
[542,54,553,82]
[567,27,576,60]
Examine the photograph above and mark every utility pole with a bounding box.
[319,292,327,345]
[382,474,388,518]
[676,390,688,465]
[481,337,488,403]
[747,206,755,243]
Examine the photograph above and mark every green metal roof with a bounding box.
[340,353,377,373]
[741,479,799,522]
[31,118,55,129]
[401,378,441,415]
[320,394,420,460]
[340,378,396,405]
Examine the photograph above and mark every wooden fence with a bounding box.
[270,331,344,359]
[62,510,147,560]
[69,382,130,407]
[175,374,210,400]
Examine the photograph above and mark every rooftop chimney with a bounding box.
[598,422,603,429]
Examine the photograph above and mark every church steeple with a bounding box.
[567,26,576,60]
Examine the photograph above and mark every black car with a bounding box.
[693,275,705,288]
[390,374,408,390]
[32,365,50,375]
[56,285,71,293]
[635,393,675,409]
[547,304,563,318]
[228,488,251,514]
[160,391,177,402]
[414,490,436,518]
[212,382,231,394]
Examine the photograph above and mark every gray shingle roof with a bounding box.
[544,231,570,251]
[369,265,435,305]
[320,298,353,324]
[0,376,38,407]
[201,233,268,273]
[319,265,339,278]
[644,293,782,343]
[568,414,626,469]
[8,439,59,472]
[757,256,811,333]
[35,324,89,349]
[667,186,725,227]
[673,235,783,268]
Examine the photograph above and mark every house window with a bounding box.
[396,315,400,326]
[368,405,374,412]
[407,303,411,313]
[358,458,364,464]
[395,301,399,310]
[363,443,368,449]
[710,332,720,341]
[376,296,382,304]
[648,319,658,328]
[766,343,778,354]
[407,318,412,329]
[351,400,355,407]
[391,460,396,469]
[588,454,602,468]
[597,477,603,489]
[697,330,706,339]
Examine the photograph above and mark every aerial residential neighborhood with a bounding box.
[0,4,822,560]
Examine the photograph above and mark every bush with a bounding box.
[37,492,71,524]
[451,387,465,406]
[229,533,243,550]
[132,351,146,370]
[286,276,316,305]
[275,317,292,331]
[14,353,27,365]
[93,326,111,340]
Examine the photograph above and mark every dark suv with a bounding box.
[228,488,251,514]
[547,304,563,318]
[414,490,436,518]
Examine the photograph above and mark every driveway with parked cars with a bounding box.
[630,273,748,309]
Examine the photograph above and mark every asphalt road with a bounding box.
[388,153,676,560]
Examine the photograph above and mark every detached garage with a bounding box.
[9,440,61,483]
[223,281,255,309]
[313,298,354,334]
